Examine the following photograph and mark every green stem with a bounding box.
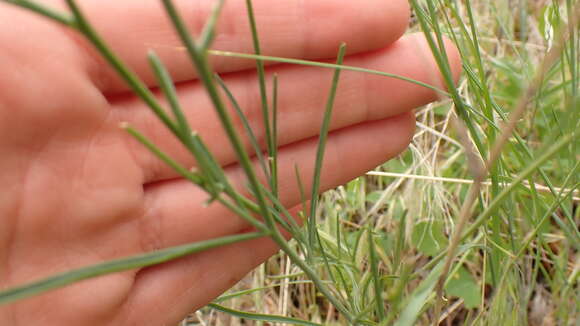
[63,0,180,138]
[215,74,270,180]
[244,0,275,188]
[309,44,347,247]
[159,3,354,319]
[125,125,268,232]
[123,125,202,185]
[159,0,275,228]
[270,74,279,197]
[208,50,449,96]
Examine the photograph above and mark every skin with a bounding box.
[0,0,460,325]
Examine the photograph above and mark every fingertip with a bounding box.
[387,112,416,156]
[395,0,412,41]
[308,0,411,55]
[368,0,411,47]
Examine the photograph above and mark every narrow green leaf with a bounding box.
[147,51,191,138]
[208,303,322,326]
[0,232,265,305]
[209,50,449,96]
[368,228,386,320]
[309,43,347,247]
[215,74,270,179]
[198,0,225,48]
[123,125,203,185]
[63,0,180,138]
[244,0,274,171]
[270,74,279,196]
[214,280,315,303]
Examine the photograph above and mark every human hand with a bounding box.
[0,0,460,324]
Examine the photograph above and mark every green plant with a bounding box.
[0,0,578,325]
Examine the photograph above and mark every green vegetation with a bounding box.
[0,0,577,325]
[200,1,579,325]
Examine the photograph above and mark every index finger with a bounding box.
[65,0,411,93]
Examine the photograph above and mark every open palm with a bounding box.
[0,0,459,324]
